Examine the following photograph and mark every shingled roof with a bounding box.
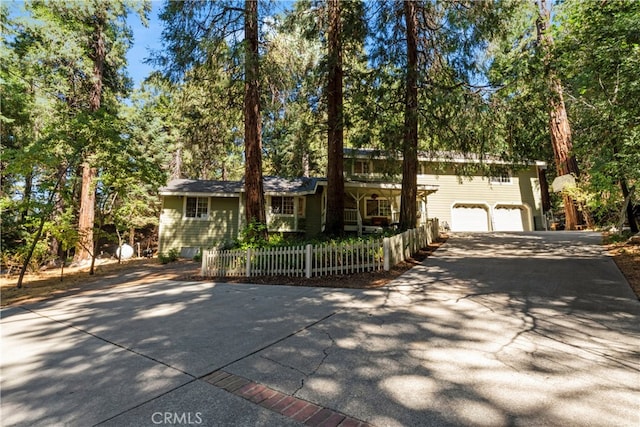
[159,177,325,197]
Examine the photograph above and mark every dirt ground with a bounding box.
[2,234,638,307]
[605,235,640,300]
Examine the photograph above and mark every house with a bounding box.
[345,148,547,233]
[158,149,546,255]
[158,177,325,256]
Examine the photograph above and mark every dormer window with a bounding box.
[354,160,370,174]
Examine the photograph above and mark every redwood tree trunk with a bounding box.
[243,0,267,236]
[537,0,581,230]
[325,0,344,236]
[75,164,97,261]
[75,10,105,261]
[399,0,419,232]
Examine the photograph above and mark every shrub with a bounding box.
[236,219,269,249]
[158,248,179,264]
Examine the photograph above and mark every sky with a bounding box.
[126,1,164,88]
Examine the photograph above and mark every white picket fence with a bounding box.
[201,219,439,278]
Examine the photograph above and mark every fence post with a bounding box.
[305,244,313,278]
[201,249,208,276]
[383,237,390,271]
[246,248,252,277]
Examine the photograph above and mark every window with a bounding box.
[271,196,294,215]
[490,174,512,184]
[366,198,391,217]
[185,197,209,218]
[354,160,370,174]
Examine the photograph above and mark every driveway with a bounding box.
[2,232,639,426]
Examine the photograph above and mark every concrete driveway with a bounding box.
[2,232,639,426]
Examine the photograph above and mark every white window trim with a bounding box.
[364,197,391,218]
[183,196,210,220]
[270,195,295,216]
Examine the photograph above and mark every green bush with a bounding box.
[236,219,269,249]
[158,248,179,264]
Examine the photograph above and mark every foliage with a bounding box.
[4,0,639,258]
[236,219,270,249]
[158,248,179,264]
[555,0,640,227]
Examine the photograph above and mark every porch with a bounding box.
[340,181,439,236]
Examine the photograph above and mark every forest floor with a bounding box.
[2,233,638,307]
[604,232,640,300]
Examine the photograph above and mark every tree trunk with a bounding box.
[49,163,68,262]
[74,10,106,261]
[536,0,581,230]
[536,166,551,212]
[399,0,419,232]
[621,180,639,233]
[75,163,97,262]
[243,0,267,238]
[325,0,345,236]
[20,169,33,223]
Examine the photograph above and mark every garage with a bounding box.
[451,204,490,232]
[493,205,526,231]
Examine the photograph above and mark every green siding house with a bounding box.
[158,177,325,255]
[158,149,547,255]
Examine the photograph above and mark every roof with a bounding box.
[344,180,438,193]
[344,148,546,167]
[159,177,326,197]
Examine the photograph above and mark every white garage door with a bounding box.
[493,206,525,231]
[451,205,489,232]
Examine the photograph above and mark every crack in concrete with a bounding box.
[292,330,336,397]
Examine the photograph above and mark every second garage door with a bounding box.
[493,205,525,231]
[451,205,490,232]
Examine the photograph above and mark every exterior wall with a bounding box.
[305,191,324,238]
[418,166,543,231]
[159,196,239,254]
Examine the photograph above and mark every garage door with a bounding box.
[451,205,489,232]
[493,206,525,231]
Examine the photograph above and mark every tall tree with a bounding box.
[556,0,640,232]
[536,0,581,230]
[157,0,267,236]
[3,1,150,280]
[399,0,418,231]
[324,0,345,236]
[243,0,267,236]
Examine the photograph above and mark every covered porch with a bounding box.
[340,181,439,236]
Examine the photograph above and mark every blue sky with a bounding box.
[126,1,164,88]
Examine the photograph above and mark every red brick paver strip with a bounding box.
[200,370,372,427]
[337,418,363,427]
[202,370,230,384]
[317,412,347,427]
[305,408,334,426]
[270,395,297,412]
[281,399,309,417]
[224,377,251,392]
[258,391,288,409]
[249,387,278,404]
[292,402,323,422]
